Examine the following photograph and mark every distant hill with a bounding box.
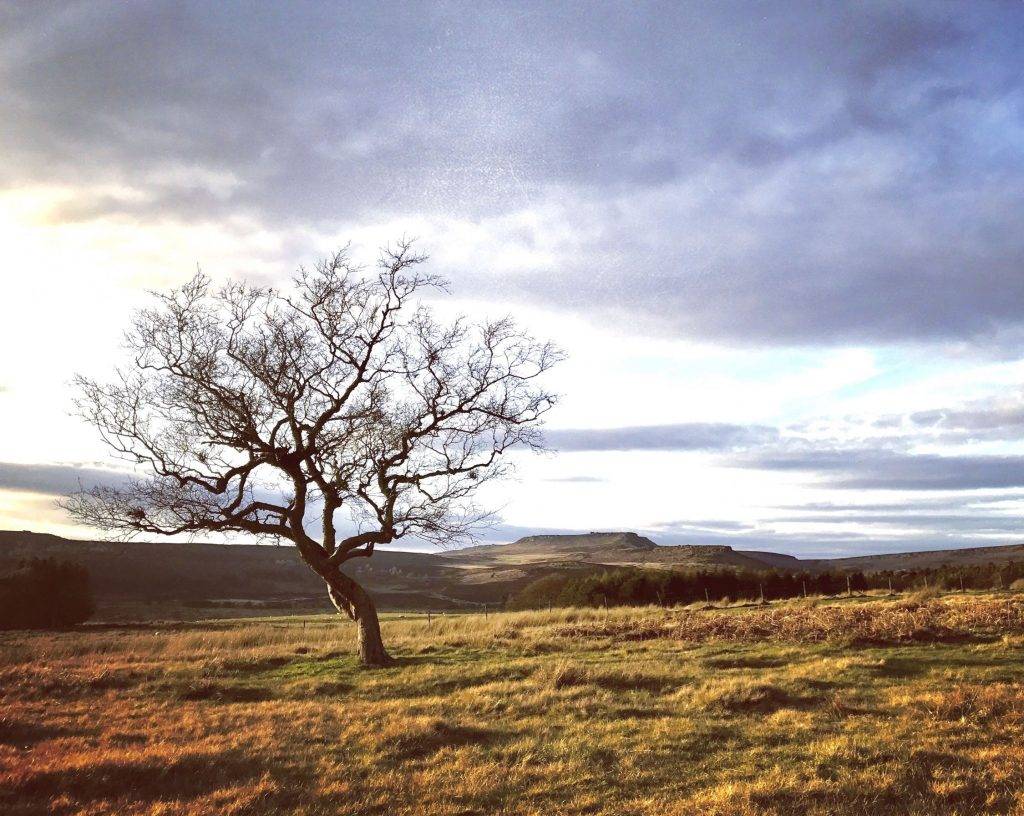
[807,543,1024,573]
[4,528,1024,620]
[445,531,800,571]
[447,531,658,563]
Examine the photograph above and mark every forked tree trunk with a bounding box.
[326,569,394,667]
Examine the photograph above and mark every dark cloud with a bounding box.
[741,448,1024,490]
[0,462,135,496]
[3,2,1024,346]
[832,456,1024,490]
[773,512,1023,533]
[867,393,1024,442]
[545,422,778,452]
[910,399,1024,436]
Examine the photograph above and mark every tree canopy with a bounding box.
[64,242,562,664]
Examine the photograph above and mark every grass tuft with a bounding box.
[905,683,1024,723]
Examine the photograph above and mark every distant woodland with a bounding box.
[508,562,1024,609]
[0,558,94,628]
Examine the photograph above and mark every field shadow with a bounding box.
[871,657,929,679]
[375,651,480,670]
[586,672,678,694]
[220,655,293,675]
[849,631,999,647]
[381,720,505,761]
[0,751,264,809]
[608,705,672,720]
[0,718,78,748]
[176,681,275,702]
[301,679,354,696]
[700,655,789,670]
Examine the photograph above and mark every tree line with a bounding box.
[0,558,95,629]
[507,560,1024,610]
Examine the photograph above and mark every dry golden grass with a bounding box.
[1,593,1023,814]
[559,593,1024,644]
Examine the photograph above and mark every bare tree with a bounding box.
[62,242,562,666]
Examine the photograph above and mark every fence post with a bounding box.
[847,574,852,597]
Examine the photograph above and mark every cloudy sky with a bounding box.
[2,0,1024,558]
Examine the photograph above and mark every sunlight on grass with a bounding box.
[1,593,1023,814]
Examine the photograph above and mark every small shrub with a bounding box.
[907,586,941,603]
[1010,579,1024,591]
[911,683,1024,723]
[538,661,589,689]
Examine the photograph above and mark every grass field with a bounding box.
[3,592,1024,815]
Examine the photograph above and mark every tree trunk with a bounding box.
[326,570,394,668]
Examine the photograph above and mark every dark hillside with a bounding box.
[804,543,1024,573]
[5,529,1024,620]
